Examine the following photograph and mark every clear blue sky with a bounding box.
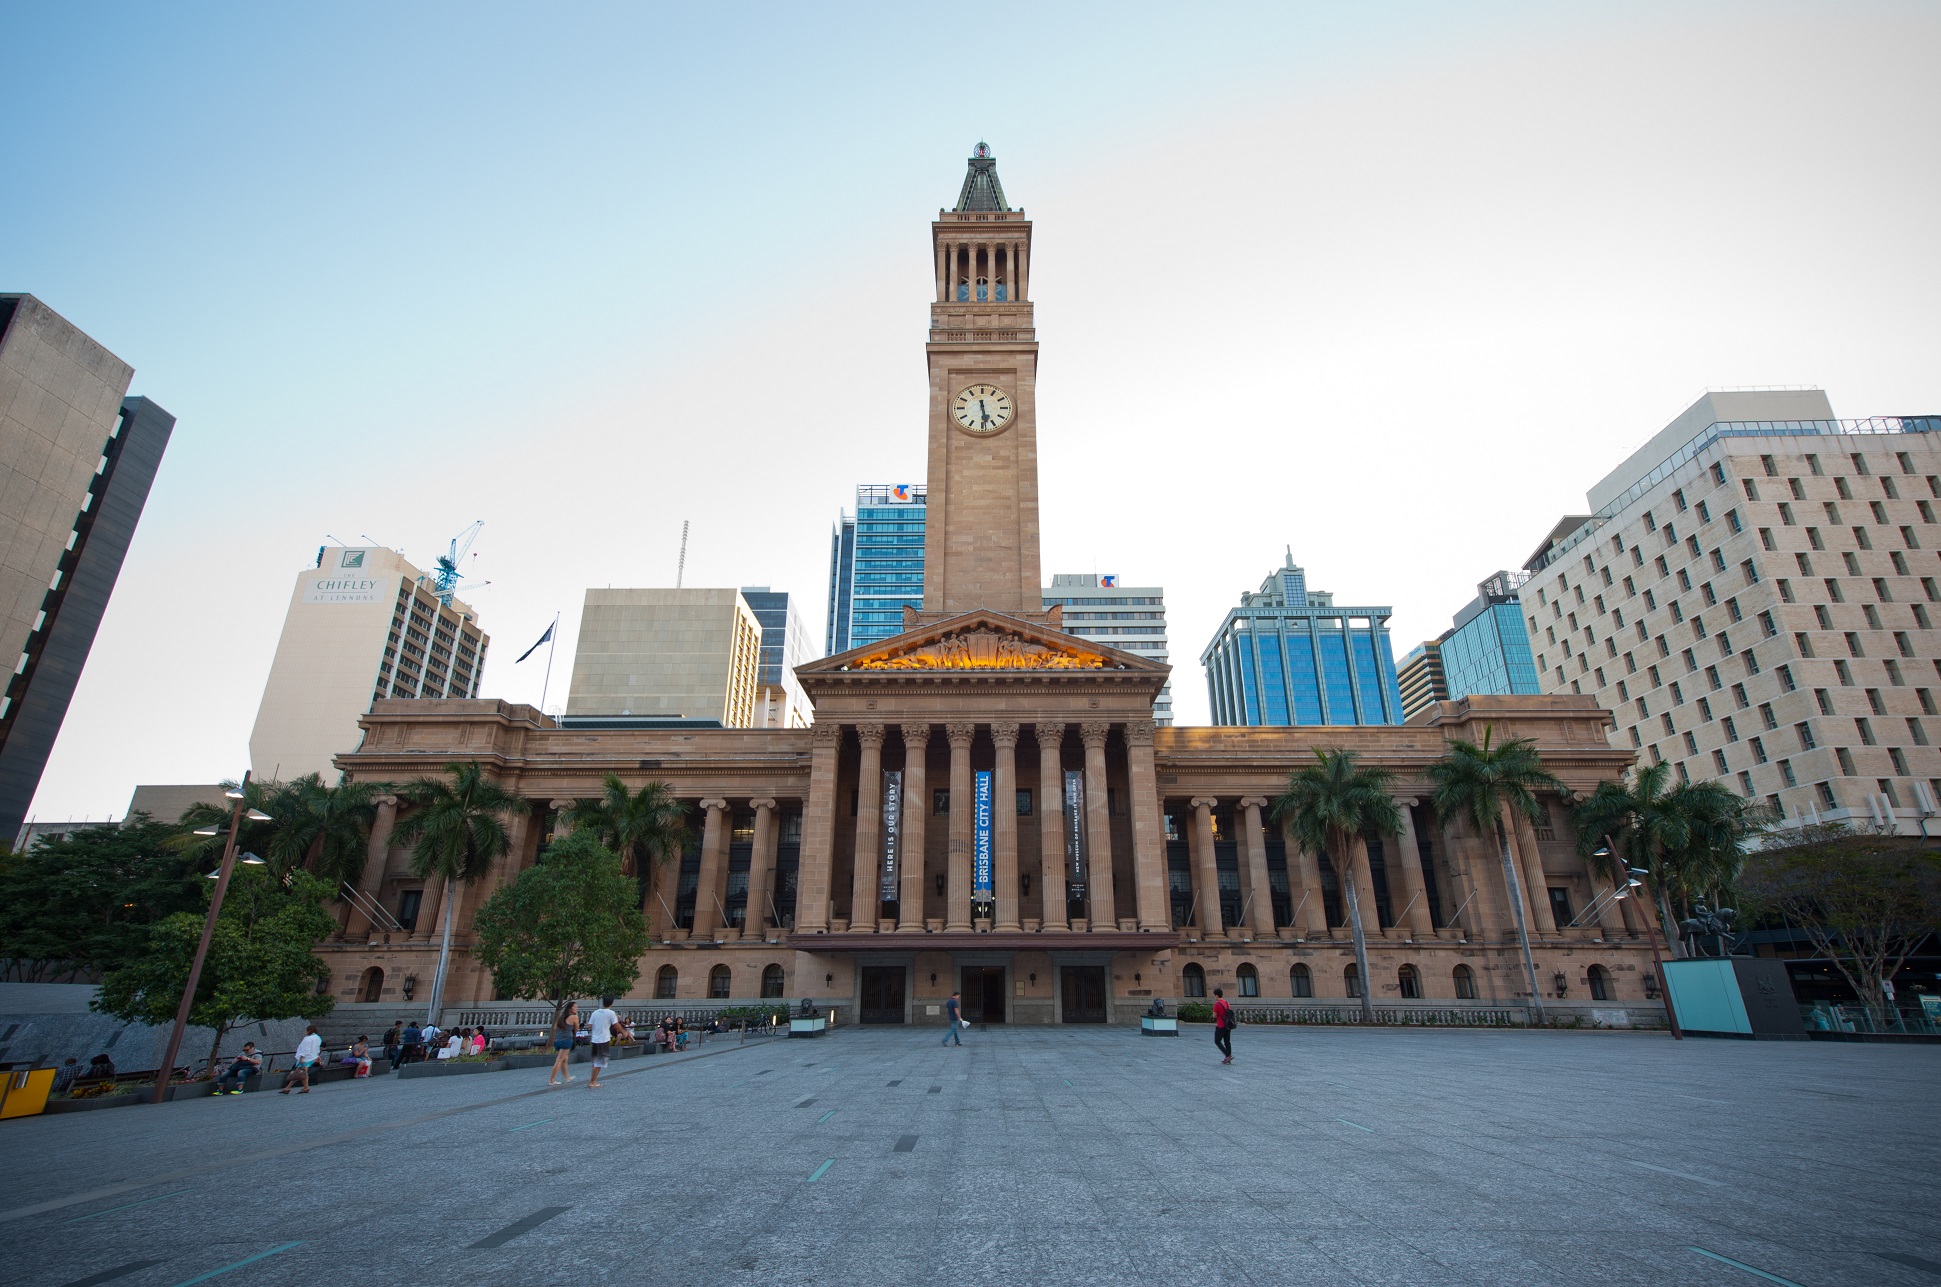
[5,2,1938,819]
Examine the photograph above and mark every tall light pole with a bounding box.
[1594,838,1681,1041]
[152,774,273,1102]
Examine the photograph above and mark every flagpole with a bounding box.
[539,611,559,713]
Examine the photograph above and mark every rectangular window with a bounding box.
[1779,502,1795,525]
[1778,665,1797,692]
[1780,760,1798,788]
[1683,731,1698,755]
[1897,631,1915,658]
[1808,454,1823,476]
[1837,748,1856,775]
[1868,688,1887,715]
[1846,632,1865,658]
[1837,660,1854,685]
[1758,610,1777,638]
[1750,736,1768,764]
[1742,560,1760,585]
[1778,578,1795,603]
[1714,749,1731,775]
[1761,455,1777,476]
[1818,782,1838,809]
[1723,716,1738,742]
[1796,633,1815,658]
[1696,500,1710,522]
[1815,688,1836,715]
[1874,577,1892,602]
[1728,510,1743,534]
[1801,723,1820,751]
[1674,489,1687,513]
[1921,688,1938,715]
[1736,469,1750,494]
[1909,718,1929,747]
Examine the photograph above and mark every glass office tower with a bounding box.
[1440,571,1542,701]
[1201,552,1403,726]
[826,484,926,654]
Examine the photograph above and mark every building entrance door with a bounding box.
[1061,966,1107,1023]
[959,966,1007,1023]
[859,967,906,1024]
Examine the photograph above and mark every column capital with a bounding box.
[1238,796,1270,811]
[898,721,931,746]
[751,797,778,812]
[1123,718,1156,746]
[700,797,730,813]
[856,722,887,748]
[1079,720,1112,747]
[945,720,977,747]
[1035,721,1066,749]
[373,793,399,809]
[1402,796,1420,809]
[811,723,842,746]
[989,720,1020,748]
[1190,796,1220,811]
[548,798,576,813]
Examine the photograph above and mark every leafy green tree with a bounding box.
[1737,824,1940,1028]
[1426,727,1562,1023]
[1272,749,1403,1024]
[93,867,337,1076]
[179,774,390,888]
[1572,761,1774,954]
[561,774,690,909]
[472,831,649,1027]
[393,761,529,1023]
[0,818,202,981]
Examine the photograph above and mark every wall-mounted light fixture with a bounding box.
[929,972,937,984]
[1553,971,1569,998]
[1028,972,1036,984]
[402,975,418,1001]
[825,973,834,985]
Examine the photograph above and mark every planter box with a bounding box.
[1140,1017,1179,1036]
[397,1059,506,1080]
[45,1092,144,1114]
[499,1053,559,1071]
[159,1081,220,1101]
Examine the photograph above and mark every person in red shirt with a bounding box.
[1212,988,1234,1065]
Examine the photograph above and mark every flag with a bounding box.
[515,620,555,663]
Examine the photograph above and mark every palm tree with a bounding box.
[392,761,529,1024]
[561,774,690,915]
[1426,727,1562,1024]
[1271,749,1402,1024]
[1572,762,1774,956]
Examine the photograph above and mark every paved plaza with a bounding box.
[0,1026,1935,1287]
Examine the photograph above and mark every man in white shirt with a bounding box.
[283,1025,323,1095]
[421,1022,442,1049]
[585,997,629,1090]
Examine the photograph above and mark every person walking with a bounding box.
[1212,987,1234,1065]
[941,991,964,1046]
[216,1043,262,1094]
[283,1025,322,1094]
[585,997,629,1090]
[549,1002,579,1085]
[399,1020,424,1067]
[382,1021,403,1070]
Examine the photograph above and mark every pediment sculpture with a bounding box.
[852,627,1105,671]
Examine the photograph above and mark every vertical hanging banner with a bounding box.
[1063,769,1088,902]
[972,770,994,900]
[879,770,902,901]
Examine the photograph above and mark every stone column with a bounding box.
[1036,722,1067,931]
[1390,802,1435,938]
[796,723,842,933]
[1446,817,1508,938]
[991,722,1021,931]
[1190,797,1224,938]
[744,798,778,939]
[1080,721,1117,929]
[1510,806,1557,935]
[935,238,947,301]
[1282,817,1329,939]
[897,724,929,931]
[691,799,730,937]
[1237,797,1275,940]
[1586,865,1625,938]
[412,874,445,943]
[945,721,976,932]
[1123,719,1169,931]
[849,723,886,932]
[1018,241,1028,299]
[342,793,399,939]
[1347,835,1388,939]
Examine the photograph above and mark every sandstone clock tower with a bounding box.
[921,143,1043,618]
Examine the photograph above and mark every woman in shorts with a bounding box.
[549,1002,580,1086]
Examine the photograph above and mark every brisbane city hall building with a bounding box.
[329,147,1644,1029]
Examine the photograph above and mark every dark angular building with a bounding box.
[0,295,173,843]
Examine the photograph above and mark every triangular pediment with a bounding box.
[799,609,1169,677]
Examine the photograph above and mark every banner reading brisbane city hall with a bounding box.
[879,769,902,901]
[973,770,994,901]
[1063,769,1088,903]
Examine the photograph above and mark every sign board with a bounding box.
[303,573,388,605]
[879,770,903,901]
[1064,769,1088,901]
[972,771,994,899]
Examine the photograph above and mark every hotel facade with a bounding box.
[324,148,1651,1028]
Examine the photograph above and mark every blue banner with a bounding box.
[973,770,994,899]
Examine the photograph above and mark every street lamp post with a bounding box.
[1594,837,1682,1041]
[151,774,273,1102]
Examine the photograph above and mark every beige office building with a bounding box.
[1044,573,1173,725]
[249,546,487,782]
[1524,389,1941,834]
[565,588,764,727]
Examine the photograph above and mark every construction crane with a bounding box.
[431,520,483,607]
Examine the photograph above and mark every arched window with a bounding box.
[1344,964,1362,998]
[1453,964,1477,1000]
[655,965,678,1000]
[1398,964,1422,999]
[1588,964,1612,1001]
[360,967,384,1004]
[708,965,732,999]
[1236,963,1259,998]
[760,963,785,998]
[1290,963,1313,998]
[1182,963,1207,998]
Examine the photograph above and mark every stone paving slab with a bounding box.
[0,1026,1935,1286]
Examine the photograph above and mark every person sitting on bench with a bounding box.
[217,1043,262,1094]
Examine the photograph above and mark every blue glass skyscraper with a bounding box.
[1201,552,1403,726]
[1439,571,1542,702]
[826,484,926,654]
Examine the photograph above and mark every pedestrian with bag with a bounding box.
[548,1001,579,1086]
[941,990,964,1046]
[1212,987,1236,1065]
[585,997,629,1090]
[283,1025,322,1094]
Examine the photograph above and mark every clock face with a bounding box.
[952,384,1014,435]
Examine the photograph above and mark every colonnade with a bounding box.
[935,235,1028,303]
